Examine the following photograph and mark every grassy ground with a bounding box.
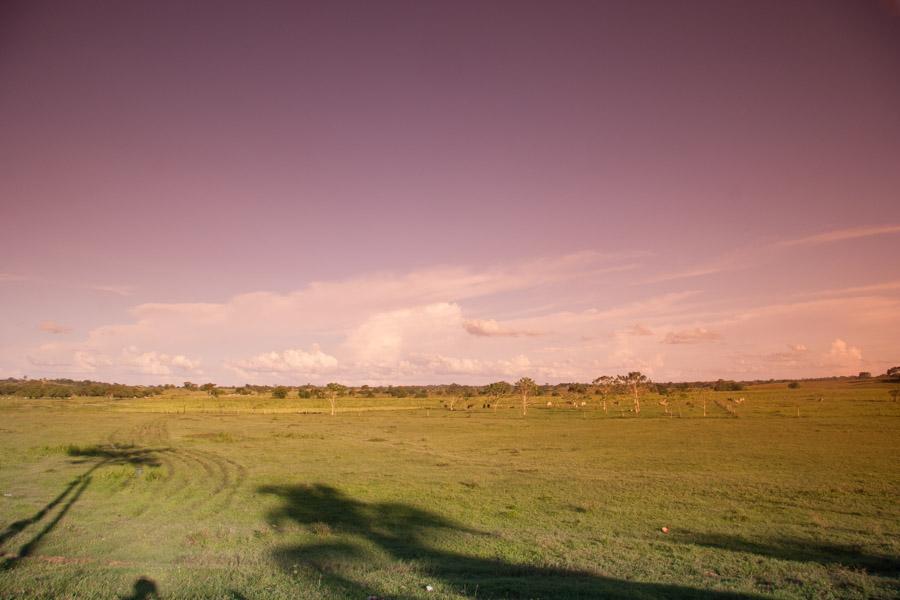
[0,381,898,599]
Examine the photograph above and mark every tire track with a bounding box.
[96,416,247,516]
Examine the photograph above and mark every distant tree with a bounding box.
[486,381,512,411]
[887,366,900,380]
[200,383,216,393]
[616,371,650,416]
[271,386,288,399]
[46,384,73,398]
[713,379,744,392]
[592,375,616,414]
[183,381,198,391]
[788,382,800,389]
[325,382,346,416]
[209,387,223,397]
[515,377,536,416]
[858,372,872,379]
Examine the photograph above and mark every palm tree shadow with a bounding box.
[259,483,763,599]
[675,531,900,577]
[0,444,160,570]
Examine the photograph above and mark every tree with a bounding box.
[200,383,216,393]
[486,381,512,411]
[515,377,536,416]
[592,375,616,414]
[858,372,872,379]
[183,381,198,391]
[616,371,649,416]
[886,366,900,380]
[325,383,346,416]
[271,386,288,399]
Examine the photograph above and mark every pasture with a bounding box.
[0,381,898,599]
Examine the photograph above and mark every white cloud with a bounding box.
[827,339,862,364]
[661,328,721,344]
[462,318,540,337]
[39,320,72,334]
[28,344,200,377]
[122,347,202,376]
[624,324,654,336]
[774,225,900,248]
[229,345,339,377]
[90,284,135,296]
[12,249,900,384]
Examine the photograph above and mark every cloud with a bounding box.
[39,320,72,334]
[228,345,339,377]
[122,348,202,376]
[760,343,809,365]
[641,264,733,284]
[462,318,540,338]
[90,284,134,296]
[28,344,200,376]
[12,247,899,384]
[803,280,900,298]
[827,338,862,364]
[624,324,653,336]
[400,353,533,378]
[661,327,721,344]
[773,225,900,248]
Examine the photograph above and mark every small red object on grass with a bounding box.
[661,526,669,534]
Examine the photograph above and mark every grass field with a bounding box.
[0,381,898,599]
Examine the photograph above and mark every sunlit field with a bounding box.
[0,380,898,599]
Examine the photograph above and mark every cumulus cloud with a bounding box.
[661,327,721,344]
[229,345,339,377]
[121,347,202,376]
[827,339,862,364]
[39,320,72,334]
[462,318,540,337]
[28,344,200,376]
[12,248,900,384]
[344,303,467,363]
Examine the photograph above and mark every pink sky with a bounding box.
[1,1,899,384]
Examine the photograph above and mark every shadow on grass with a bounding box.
[119,576,160,600]
[260,483,762,599]
[677,532,900,577]
[0,444,160,570]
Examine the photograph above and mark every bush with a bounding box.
[272,386,288,399]
[788,382,800,389]
[713,379,744,392]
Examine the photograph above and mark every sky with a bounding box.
[1,1,899,385]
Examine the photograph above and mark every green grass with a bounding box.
[0,381,898,598]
